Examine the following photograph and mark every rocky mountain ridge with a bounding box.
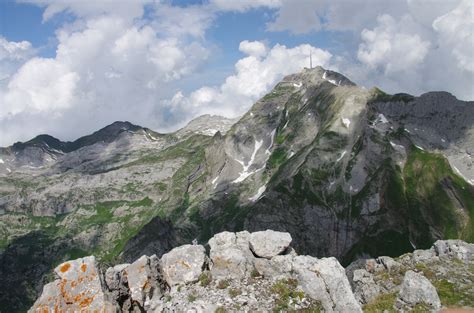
[1,66,473,311]
[29,230,474,312]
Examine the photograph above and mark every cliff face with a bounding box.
[1,67,474,311]
[29,230,474,312]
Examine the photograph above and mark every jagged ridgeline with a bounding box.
[0,66,473,311]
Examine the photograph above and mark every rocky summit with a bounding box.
[29,230,474,312]
[1,67,474,311]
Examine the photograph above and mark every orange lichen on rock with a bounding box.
[59,263,71,273]
[80,264,87,272]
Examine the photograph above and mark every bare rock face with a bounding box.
[208,231,256,279]
[127,255,162,307]
[292,256,362,313]
[249,230,292,259]
[397,270,441,310]
[433,240,474,261]
[28,256,114,312]
[160,244,206,286]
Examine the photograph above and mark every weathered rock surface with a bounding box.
[397,270,441,310]
[293,256,362,312]
[348,240,474,311]
[29,232,474,312]
[28,256,114,312]
[161,244,206,286]
[249,229,292,259]
[208,231,255,279]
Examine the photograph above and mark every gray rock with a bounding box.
[351,269,381,304]
[292,256,362,312]
[208,231,255,279]
[397,270,441,310]
[161,244,206,286]
[28,256,114,312]
[413,248,437,263]
[254,254,293,280]
[433,240,474,261]
[249,230,292,259]
[377,256,401,271]
[127,255,162,307]
[105,263,131,310]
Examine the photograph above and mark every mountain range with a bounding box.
[0,66,473,311]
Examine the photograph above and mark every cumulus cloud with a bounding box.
[168,41,332,121]
[357,14,431,73]
[432,0,474,73]
[239,40,267,58]
[19,0,150,21]
[0,3,211,145]
[209,0,282,12]
[0,37,34,82]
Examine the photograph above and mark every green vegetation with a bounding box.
[363,292,397,313]
[433,279,474,307]
[404,146,474,243]
[217,279,230,289]
[228,288,242,298]
[270,278,320,312]
[268,147,287,169]
[370,87,414,103]
[187,293,198,302]
[199,272,212,287]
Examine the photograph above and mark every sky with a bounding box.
[0,0,473,146]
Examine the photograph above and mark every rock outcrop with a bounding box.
[347,240,474,311]
[29,231,474,312]
[30,230,360,312]
[29,256,114,312]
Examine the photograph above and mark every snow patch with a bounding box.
[233,139,264,183]
[336,151,347,162]
[452,165,474,186]
[6,168,11,173]
[390,141,404,150]
[201,128,218,136]
[0,158,3,164]
[288,151,295,158]
[376,114,388,124]
[322,71,339,86]
[414,144,425,151]
[293,82,302,88]
[250,112,254,117]
[249,185,266,202]
[341,118,351,128]
[265,129,276,155]
[282,120,289,130]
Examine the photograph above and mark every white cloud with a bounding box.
[0,37,34,82]
[0,4,211,145]
[432,0,474,73]
[168,42,332,120]
[239,40,267,58]
[210,0,282,12]
[357,14,431,74]
[267,0,324,34]
[2,58,79,117]
[19,0,150,21]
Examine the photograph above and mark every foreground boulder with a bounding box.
[249,230,292,259]
[208,231,255,279]
[29,256,114,312]
[396,270,441,310]
[293,256,362,313]
[161,244,206,286]
[29,232,473,312]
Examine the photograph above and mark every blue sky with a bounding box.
[0,0,472,145]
